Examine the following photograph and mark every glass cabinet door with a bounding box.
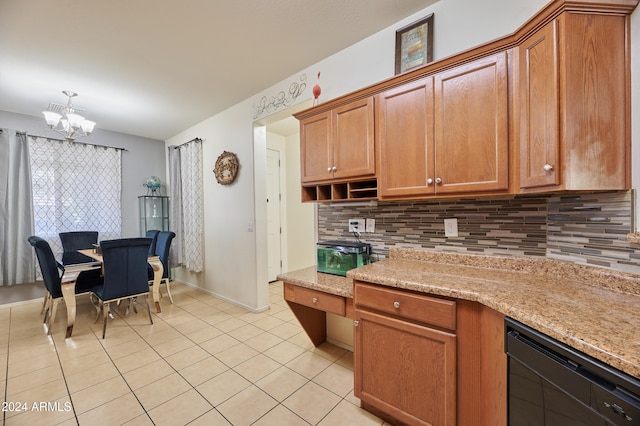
[138,196,169,236]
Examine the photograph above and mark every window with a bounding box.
[29,137,122,259]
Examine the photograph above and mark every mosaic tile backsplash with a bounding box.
[317,191,639,274]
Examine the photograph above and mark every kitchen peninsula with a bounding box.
[278,248,640,425]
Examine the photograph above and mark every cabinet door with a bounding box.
[561,12,629,190]
[333,97,375,180]
[354,309,456,426]
[300,110,332,183]
[434,53,509,194]
[519,20,560,189]
[377,78,435,198]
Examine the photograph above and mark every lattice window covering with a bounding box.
[29,137,122,262]
[179,141,203,272]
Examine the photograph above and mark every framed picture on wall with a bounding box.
[395,14,434,75]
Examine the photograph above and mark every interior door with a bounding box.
[266,148,282,281]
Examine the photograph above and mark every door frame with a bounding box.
[266,146,284,280]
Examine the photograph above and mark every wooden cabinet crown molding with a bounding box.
[293,0,638,119]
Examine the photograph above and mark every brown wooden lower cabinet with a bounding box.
[354,281,506,426]
[283,282,353,346]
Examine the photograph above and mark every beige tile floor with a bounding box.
[0,281,389,426]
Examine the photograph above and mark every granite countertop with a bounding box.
[277,266,353,297]
[278,248,640,379]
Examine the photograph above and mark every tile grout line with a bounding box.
[3,308,12,426]
[87,307,158,425]
[126,296,228,424]
[51,324,81,425]
[3,284,368,425]
[136,290,352,425]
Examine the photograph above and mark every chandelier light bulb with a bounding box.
[65,113,85,130]
[42,111,62,127]
[81,120,96,134]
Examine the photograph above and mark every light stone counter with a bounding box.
[277,266,353,297]
[348,248,640,380]
[279,248,640,379]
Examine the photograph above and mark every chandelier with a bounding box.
[42,90,96,142]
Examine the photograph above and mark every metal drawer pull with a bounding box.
[394,301,400,309]
[312,297,318,303]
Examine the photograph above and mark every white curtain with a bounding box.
[29,136,122,260]
[169,139,203,273]
[0,130,35,286]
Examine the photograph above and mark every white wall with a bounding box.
[166,0,640,312]
[0,110,166,237]
[167,99,266,310]
[284,131,316,271]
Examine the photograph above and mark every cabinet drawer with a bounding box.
[285,283,346,316]
[355,282,456,331]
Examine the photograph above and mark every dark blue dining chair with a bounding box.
[148,231,176,304]
[59,231,103,290]
[145,229,161,257]
[89,238,153,339]
[28,236,102,335]
[59,231,98,264]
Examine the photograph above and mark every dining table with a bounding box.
[60,249,165,338]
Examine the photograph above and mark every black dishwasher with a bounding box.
[505,317,640,425]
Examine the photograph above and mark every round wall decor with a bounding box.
[214,151,239,185]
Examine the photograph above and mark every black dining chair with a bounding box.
[148,231,176,304]
[59,231,103,290]
[28,236,102,335]
[145,229,160,256]
[59,231,98,264]
[89,238,153,339]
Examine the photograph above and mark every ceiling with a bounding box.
[0,0,438,141]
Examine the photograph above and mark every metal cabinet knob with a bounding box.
[353,320,359,327]
[312,297,318,303]
[427,178,433,185]
[393,301,400,309]
[327,167,332,172]
[332,166,337,172]
[543,164,554,172]
[435,177,442,184]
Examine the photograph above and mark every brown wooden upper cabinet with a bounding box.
[377,53,509,199]
[299,97,375,184]
[518,11,630,192]
[376,77,434,198]
[295,0,636,202]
